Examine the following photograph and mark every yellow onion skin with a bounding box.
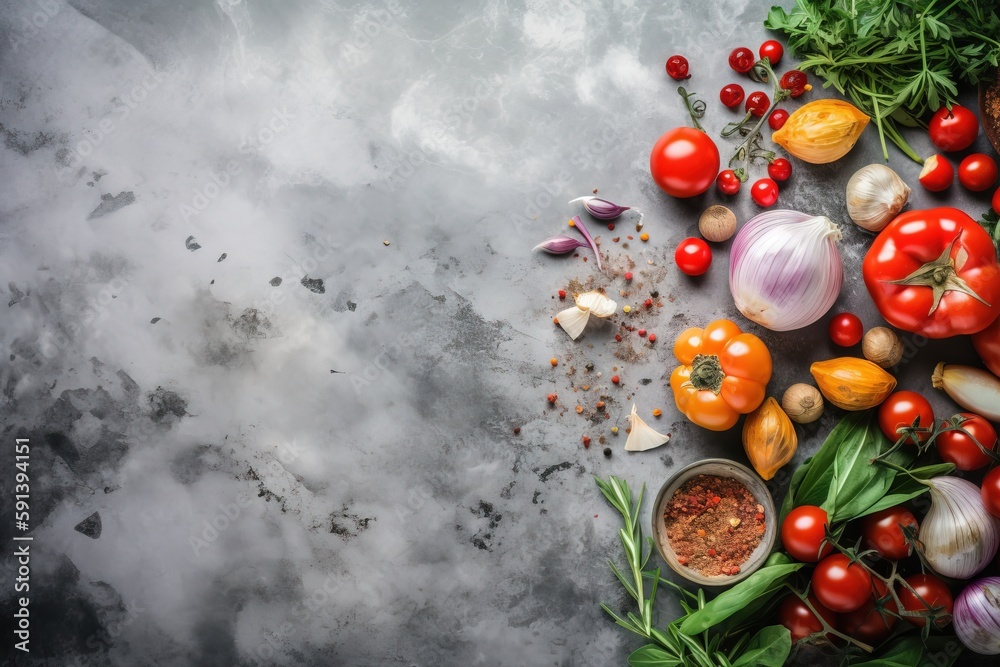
[772,99,870,164]
[742,397,797,480]
[810,358,896,410]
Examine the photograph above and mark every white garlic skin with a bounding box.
[921,476,1000,580]
[846,164,911,232]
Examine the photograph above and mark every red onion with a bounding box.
[569,196,634,220]
[954,577,1000,655]
[728,210,843,331]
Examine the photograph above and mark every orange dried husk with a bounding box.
[743,397,798,480]
[772,99,870,164]
[810,357,897,410]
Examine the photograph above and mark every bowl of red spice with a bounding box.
[652,459,776,586]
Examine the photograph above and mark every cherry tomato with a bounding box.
[750,178,779,206]
[897,573,953,628]
[841,579,897,645]
[768,108,789,131]
[781,505,832,562]
[878,391,934,446]
[958,153,999,192]
[666,55,690,81]
[828,312,863,347]
[767,157,792,182]
[918,154,954,192]
[860,506,918,560]
[650,127,721,198]
[812,553,872,613]
[973,316,1000,376]
[674,237,712,276]
[779,70,810,97]
[716,169,741,195]
[936,413,998,471]
[745,91,770,117]
[728,47,755,73]
[720,83,745,108]
[928,104,979,152]
[777,594,839,642]
[993,186,1000,215]
[982,467,1000,518]
[759,40,784,66]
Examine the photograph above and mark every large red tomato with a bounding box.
[650,127,720,198]
[862,208,1000,338]
[972,316,1000,376]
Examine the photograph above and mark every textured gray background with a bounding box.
[0,0,995,665]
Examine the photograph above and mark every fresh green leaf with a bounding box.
[679,562,803,635]
[628,645,682,667]
[853,462,955,518]
[845,634,962,666]
[779,453,812,523]
[730,626,792,667]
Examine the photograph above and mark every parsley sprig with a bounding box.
[766,0,1000,162]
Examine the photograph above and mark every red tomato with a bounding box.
[860,506,918,560]
[665,55,690,80]
[972,316,1000,376]
[828,313,863,347]
[928,104,979,152]
[768,157,792,181]
[897,573,953,628]
[936,413,998,471]
[994,186,1000,215]
[777,594,839,642]
[751,178,779,206]
[982,467,1000,518]
[768,109,789,131]
[781,505,832,562]
[650,128,721,198]
[759,40,784,66]
[841,579,897,645]
[745,91,770,117]
[779,70,810,97]
[958,153,999,192]
[674,238,712,276]
[862,208,1000,338]
[878,391,934,445]
[716,169,741,195]
[812,554,873,613]
[720,83,745,108]
[729,47,755,73]
[918,154,954,192]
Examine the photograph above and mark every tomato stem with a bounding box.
[688,354,725,394]
[883,235,992,315]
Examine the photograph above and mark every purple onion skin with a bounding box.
[533,235,587,255]
[955,577,1000,655]
[584,197,630,220]
[570,215,603,271]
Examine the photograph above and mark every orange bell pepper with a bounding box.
[670,319,772,431]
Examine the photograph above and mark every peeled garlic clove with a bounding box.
[556,306,590,340]
[624,404,671,451]
[846,164,911,232]
[576,291,617,318]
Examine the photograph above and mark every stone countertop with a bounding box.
[0,0,995,665]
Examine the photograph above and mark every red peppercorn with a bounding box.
[637,329,647,337]
[582,435,591,448]
[644,298,653,308]
[665,54,690,80]
[615,334,622,342]
[557,289,567,299]
[648,334,657,343]
[707,548,717,556]
[611,375,621,385]
[624,272,633,281]
[607,223,615,231]
[547,393,557,404]
[513,427,521,435]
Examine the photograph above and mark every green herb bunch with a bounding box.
[766,0,1000,162]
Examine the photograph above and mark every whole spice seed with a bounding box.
[663,474,765,577]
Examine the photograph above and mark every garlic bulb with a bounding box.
[846,164,911,232]
[624,404,670,451]
[556,291,617,339]
[920,476,1000,579]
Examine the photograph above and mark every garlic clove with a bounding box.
[533,235,588,254]
[846,164,911,232]
[576,291,617,318]
[624,404,671,451]
[556,306,590,339]
[569,196,631,220]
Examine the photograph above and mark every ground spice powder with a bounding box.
[663,474,765,577]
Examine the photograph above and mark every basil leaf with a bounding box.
[628,645,681,667]
[853,463,955,519]
[826,412,888,521]
[779,454,811,524]
[794,412,864,510]
[679,562,803,635]
[730,625,791,667]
